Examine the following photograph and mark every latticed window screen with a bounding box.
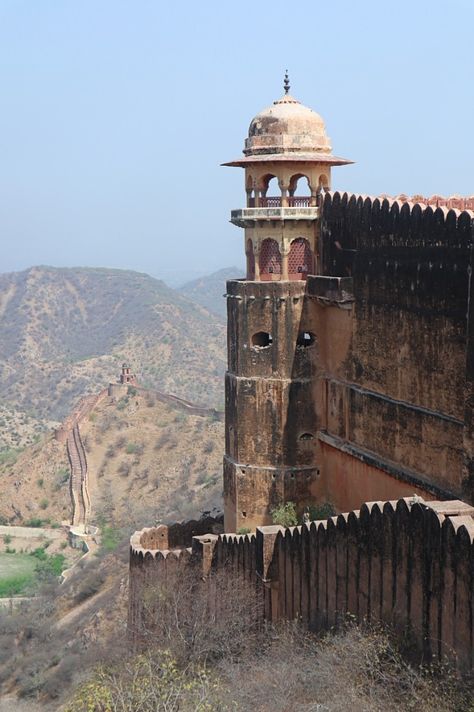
[259,239,281,274]
[288,238,312,277]
[246,240,255,279]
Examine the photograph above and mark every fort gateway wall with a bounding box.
[129,496,474,672]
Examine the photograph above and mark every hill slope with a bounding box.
[179,266,243,318]
[0,266,226,424]
[0,389,223,527]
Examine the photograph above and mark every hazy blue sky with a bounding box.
[1,0,473,285]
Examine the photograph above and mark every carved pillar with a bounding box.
[281,245,290,281]
[254,180,260,207]
[254,243,261,281]
[280,181,289,207]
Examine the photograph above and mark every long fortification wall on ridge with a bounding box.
[129,497,474,672]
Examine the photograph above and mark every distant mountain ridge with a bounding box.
[179,266,243,318]
[0,266,226,423]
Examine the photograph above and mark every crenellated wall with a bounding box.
[129,497,474,671]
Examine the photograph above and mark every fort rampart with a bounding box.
[316,191,474,508]
[55,388,109,443]
[129,497,474,672]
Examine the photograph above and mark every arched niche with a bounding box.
[259,238,282,280]
[288,237,313,280]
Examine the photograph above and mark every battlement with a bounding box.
[129,496,474,671]
[321,191,473,260]
[327,190,474,219]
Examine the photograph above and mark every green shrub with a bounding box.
[271,502,298,528]
[237,527,251,535]
[25,518,45,528]
[0,447,23,466]
[3,534,12,545]
[30,546,48,561]
[308,502,336,521]
[117,397,128,411]
[39,498,49,510]
[125,442,143,455]
[37,478,44,488]
[100,525,122,552]
[35,553,65,581]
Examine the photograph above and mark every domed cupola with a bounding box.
[223,73,354,285]
[245,86,332,157]
[224,72,352,167]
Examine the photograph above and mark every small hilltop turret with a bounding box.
[108,363,138,399]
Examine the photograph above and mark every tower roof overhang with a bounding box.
[222,153,354,168]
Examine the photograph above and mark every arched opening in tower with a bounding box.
[289,237,313,280]
[260,174,280,207]
[289,173,312,207]
[259,238,282,280]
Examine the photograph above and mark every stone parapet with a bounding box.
[129,497,474,671]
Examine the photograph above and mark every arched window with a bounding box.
[260,174,280,207]
[288,238,312,280]
[259,238,281,280]
[289,174,311,204]
[246,239,255,280]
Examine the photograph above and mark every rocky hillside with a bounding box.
[0,266,226,426]
[0,389,223,527]
[179,266,243,318]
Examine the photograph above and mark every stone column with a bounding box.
[254,244,261,281]
[280,181,289,207]
[281,245,290,281]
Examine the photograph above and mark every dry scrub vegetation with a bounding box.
[67,567,473,712]
[0,391,223,527]
[0,536,472,710]
[0,531,130,707]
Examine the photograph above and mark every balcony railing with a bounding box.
[255,196,313,208]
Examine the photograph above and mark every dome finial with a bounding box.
[284,69,290,95]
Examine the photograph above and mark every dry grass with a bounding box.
[0,392,223,527]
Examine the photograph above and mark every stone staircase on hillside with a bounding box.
[67,425,87,528]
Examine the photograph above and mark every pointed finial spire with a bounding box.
[284,70,290,95]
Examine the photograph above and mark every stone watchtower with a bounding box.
[222,75,352,532]
[120,363,137,386]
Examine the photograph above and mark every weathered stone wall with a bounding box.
[129,497,474,671]
[224,279,322,531]
[318,192,474,505]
